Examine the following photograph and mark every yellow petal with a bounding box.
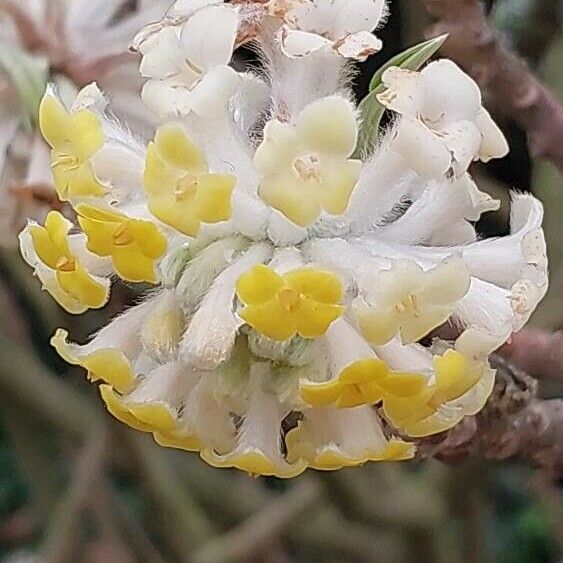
[111,244,159,284]
[293,299,344,338]
[99,385,153,432]
[355,306,400,346]
[236,265,284,305]
[149,194,202,237]
[59,161,105,199]
[80,349,135,393]
[194,173,235,223]
[154,430,202,452]
[335,384,370,408]
[128,403,178,434]
[317,159,361,216]
[372,440,416,461]
[283,269,343,304]
[259,173,321,227]
[127,219,168,260]
[339,359,388,384]
[144,142,182,196]
[45,211,73,256]
[154,123,207,174]
[296,96,358,156]
[381,372,428,397]
[434,350,480,401]
[69,109,104,159]
[299,379,344,406]
[56,265,109,310]
[39,94,71,149]
[240,301,297,341]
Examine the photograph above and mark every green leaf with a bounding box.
[0,44,48,129]
[355,34,448,158]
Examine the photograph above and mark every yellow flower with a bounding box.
[300,358,428,409]
[24,211,109,312]
[144,124,235,236]
[39,92,106,200]
[76,204,167,283]
[99,385,202,452]
[51,329,134,394]
[354,257,470,345]
[254,96,361,227]
[383,349,485,436]
[235,265,344,341]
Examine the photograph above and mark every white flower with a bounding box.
[378,60,509,178]
[0,0,168,246]
[133,2,240,118]
[277,0,387,60]
[18,1,548,478]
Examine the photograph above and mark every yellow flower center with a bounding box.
[174,174,199,201]
[55,256,76,272]
[52,153,80,170]
[113,223,134,246]
[278,287,303,312]
[395,294,420,317]
[292,153,322,183]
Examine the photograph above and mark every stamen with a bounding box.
[55,256,76,272]
[113,222,134,246]
[293,154,321,183]
[174,175,198,200]
[278,287,302,312]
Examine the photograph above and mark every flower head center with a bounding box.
[55,256,76,272]
[293,153,321,183]
[113,222,134,246]
[53,152,80,171]
[395,294,420,317]
[278,287,303,312]
[174,175,198,200]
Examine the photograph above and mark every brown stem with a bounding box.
[421,0,563,171]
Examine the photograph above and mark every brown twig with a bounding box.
[421,0,563,171]
[42,426,109,563]
[500,327,563,382]
[418,355,563,476]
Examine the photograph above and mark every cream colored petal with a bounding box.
[180,4,238,71]
[296,96,358,156]
[254,120,300,175]
[334,31,382,61]
[378,67,420,116]
[259,174,321,227]
[279,27,331,58]
[417,59,481,125]
[475,108,509,162]
[391,116,452,179]
[317,158,361,215]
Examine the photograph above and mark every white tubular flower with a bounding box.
[20,2,548,478]
[378,60,509,179]
[277,0,387,61]
[0,0,168,247]
[133,2,240,118]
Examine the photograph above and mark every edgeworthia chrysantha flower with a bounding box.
[19,0,548,478]
[0,0,169,245]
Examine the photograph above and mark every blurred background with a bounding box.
[0,1,561,562]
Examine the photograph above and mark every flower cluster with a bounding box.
[20,0,548,477]
[0,0,169,245]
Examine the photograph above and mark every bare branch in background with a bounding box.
[421,0,563,172]
[418,356,563,477]
[500,328,563,382]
